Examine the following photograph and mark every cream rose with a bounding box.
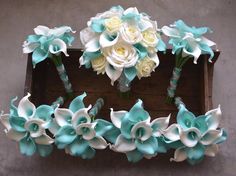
[103,43,139,69]
[104,16,122,34]
[91,56,107,74]
[141,29,159,48]
[120,24,142,44]
[136,55,159,79]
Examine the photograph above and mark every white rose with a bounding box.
[91,56,107,74]
[103,43,139,69]
[141,29,159,48]
[120,24,142,44]
[136,55,159,79]
[104,16,122,34]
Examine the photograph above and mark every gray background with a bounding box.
[0,0,235,175]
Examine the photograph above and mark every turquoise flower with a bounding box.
[163,103,227,165]
[52,93,113,159]
[80,6,166,86]
[162,20,216,64]
[109,100,170,162]
[23,25,75,67]
[0,93,54,157]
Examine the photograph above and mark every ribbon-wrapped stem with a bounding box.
[51,54,74,101]
[117,72,131,98]
[166,51,190,104]
[51,96,65,109]
[89,98,104,121]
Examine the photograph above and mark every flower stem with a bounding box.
[166,52,190,104]
[51,96,65,109]
[89,98,104,121]
[51,54,74,101]
[117,72,131,99]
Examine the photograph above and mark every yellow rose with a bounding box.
[91,56,107,75]
[104,16,122,34]
[120,24,142,44]
[141,29,159,48]
[136,57,156,79]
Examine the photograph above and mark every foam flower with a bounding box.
[109,99,170,162]
[80,6,165,94]
[0,93,54,157]
[23,25,76,102]
[52,93,112,159]
[163,101,227,165]
[162,20,216,103]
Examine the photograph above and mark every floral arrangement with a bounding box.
[79,6,165,94]
[161,20,216,103]
[0,93,227,165]
[23,25,76,103]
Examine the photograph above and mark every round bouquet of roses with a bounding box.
[80,6,166,95]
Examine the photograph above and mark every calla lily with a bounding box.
[0,93,54,157]
[80,6,165,93]
[164,102,227,165]
[109,99,170,162]
[52,93,112,159]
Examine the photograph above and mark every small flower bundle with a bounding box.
[23,25,76,104]
[0,93,54,157]
[163,98,227,165]
[108,99,171,162]
[51,93,112,159]
[161,20,216,103]
[80,6,166,95]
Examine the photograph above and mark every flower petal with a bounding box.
[170,147,187,162]
[105,63,122,85]
[71,106,91,128]
[35,105,53,126]
[201,36,216,47]
[111,134,136,153]
[128,99,150,122]
[6,129,26,141]
[76,123,96,140]
[151,114,171,137]
[205,105,221,130]
[55,125,77,144]
[0,113,11,130]
[200,129,223,145]
[161,26,180,38]
[204,144,219,157]
[35,134,54,145]
[48,119,60,135]
[32,47,49,68]
[135,136,158,155]
[17,93,36,119]
[89,136,107,149]
[186,143,205,161]
[85,38,100,52]
[193,115,208,133]
[54,108,73,127]
[177,104,195,130]
[24,118,45,138]
[182,38,201,64]
[19,136,36,156]
[68,138,89,156]
[163,124,181,142]
[81,146,96,159]
[69,92,86,113]
[110,108,127,128]
[180,127,201,147]
[37,144,53,157]
[80,27,98,45]
[23,42,39,53]
[50,26,75,37]
[9,116,26,132]
[131,120,152,141]
[34,25,50,35]
[94,119,113,136]
[99,32,119,48]
[49,38,69,56]
[126,149,143,163]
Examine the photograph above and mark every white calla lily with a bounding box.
[6,129,26,141]
[205,105,221,130]
[180,127,201,147]
[0,113,11,130]
[76,123,96,140]
[17,93,36,120]
[49,38,69,56]
[163,124,181,141]
[89,136,108,149]
[110,108,127,128]
[204,144,219,157]
[131,120,152,141]
[35,133,54,145]
[71,106,92,128]
[112,134,136,153]
[34,25,50,36]
[105,63,123,85]
[99,32,119,48]
[55,108,73,127]
[24,119,45,138]
[80,27,98,46]
[170,147,187,162]
[200,129,223,146]
[151,114,170,137]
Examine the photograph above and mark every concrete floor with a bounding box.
[0,0,235,175]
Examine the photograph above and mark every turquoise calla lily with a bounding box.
[109,99,170,162]
[52,93,111,159]
[0,93,54,157]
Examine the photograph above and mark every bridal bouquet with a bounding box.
[80,6,166,95]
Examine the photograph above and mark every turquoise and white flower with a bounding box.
[0,93,54,157]
[161,20,216,64]
[109,99,170,162]
[163,103,227,165]
[80,6,165,88]
[52,93,112,159]
[23,25,75,67]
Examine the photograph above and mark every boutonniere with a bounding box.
[23,25,76,104]
[80,6,165,97]
[161,20,216,103]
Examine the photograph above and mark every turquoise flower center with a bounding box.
[75,117,88,126]
[188,131,198,140]
[185,119,192,128]
[28,123,39,132]
[81,127,90,134]
[135,127,145,139]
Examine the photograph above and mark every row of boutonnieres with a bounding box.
[22,5,217,104]
[0,93,227,165]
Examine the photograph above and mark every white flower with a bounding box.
[120,24,142,44]
[141,29,159,48]
[91,56,107,74]
[104,16,122,34]
[136,54,159,79]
